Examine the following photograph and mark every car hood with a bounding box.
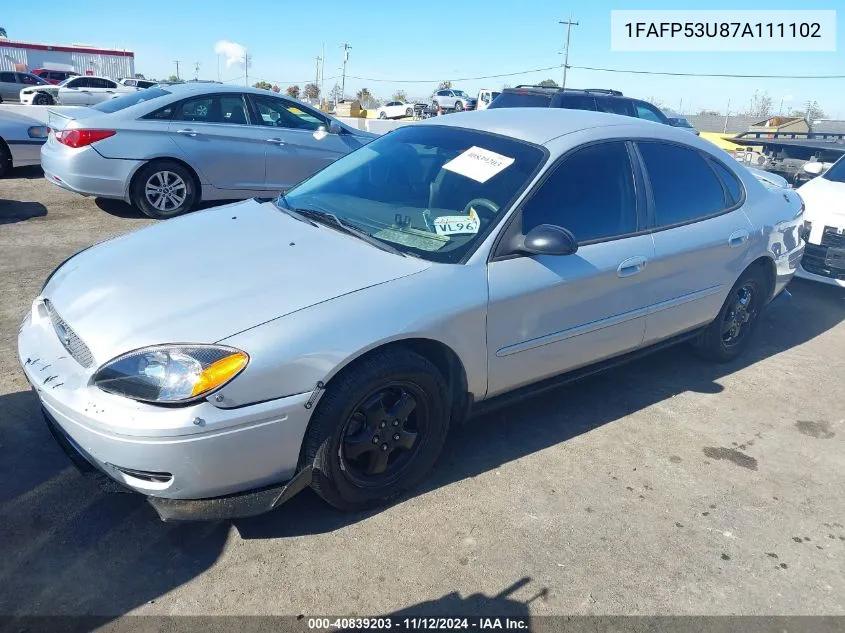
[23,85,59,93]
[797,176,845,227]
[44,199,430,365]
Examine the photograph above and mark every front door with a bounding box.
[248,94,366,191]
[167,93,266,191]
[486,140,656,396]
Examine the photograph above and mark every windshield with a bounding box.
[57,77,75,87]
[92,88,171,113]
[823,155,845,183]
[453,90,468,97]
[279,125,545,263]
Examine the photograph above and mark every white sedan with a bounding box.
[20,75,133,106]
[377,101,416,119]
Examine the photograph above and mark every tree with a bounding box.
[304,83,320,100]
[330,83,341,102]
[356,87,374,106]
[253,81,272,90]
[697,109,720,116]
[644,95,665,109]
[166,75,179,82]
[271,84,280,93]
[538,79,558,88]
[437,80,452,90]
[0,27,7,38]
[791,100,826,121]
[286,85,301,99]
[392,90,408,102]
[746,90,773,118]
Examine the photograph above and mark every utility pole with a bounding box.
[193,61,200,81]
[320,42,325,106]
[315,54,322,100]
[559,15,578,90]
[173,60,182,80]
[340,42,351,101]
[244,51,250,86]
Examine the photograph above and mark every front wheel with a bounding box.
[303,348,450,511]
[379,111,387,119]
[130,160,197,219]
[405,107,413,117]
[33,92,54,106]
[693,268,766,362]
[454,100,464,111]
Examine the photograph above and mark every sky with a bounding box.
[2,0,844,117]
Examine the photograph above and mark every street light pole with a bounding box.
[559,15,579,90]
[340,42,351,100]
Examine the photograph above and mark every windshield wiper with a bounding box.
[273,194,318,226]
[293,207,408,257]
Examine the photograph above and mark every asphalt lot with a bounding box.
[1,166,844,619]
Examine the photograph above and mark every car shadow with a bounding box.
[94,198,238,219]
[9,165,45,180]
[0,200,47,224]
[0,279,842,618]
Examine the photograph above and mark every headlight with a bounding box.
[92,345,249,404]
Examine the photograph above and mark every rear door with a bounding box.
[248,93,366,191]
[87,78,118,104]
[0,71,18,101]
[59,77,92,105]
[167,93,266,191]
[635,140,754,344]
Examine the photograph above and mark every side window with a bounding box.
[0,72,16,82]
[556,94,597,111]
[595,98,635,117]
[68,77,90,88]
[710,160,743,205]
[638,142,730,227]
[634,102,665,123]
[217,95,249,124]
[144,103,175,120]
[174,96,213,122]
[251,95,326,130]
[522,142,638,243]
[90,78,114,89]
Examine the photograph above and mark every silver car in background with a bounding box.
[19,109,804,521]
[0,110,49,177]
[40,83,375,218]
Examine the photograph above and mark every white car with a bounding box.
[377,101,415,119]
[20,76,132,106]
[795,158,845,287]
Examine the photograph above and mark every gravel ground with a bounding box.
[1,167,844,620]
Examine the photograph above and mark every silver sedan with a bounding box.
[39,83,375,218]
[0,110,49,177]
[19,109,805,521]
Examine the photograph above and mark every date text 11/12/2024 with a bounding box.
[306,617,529,630]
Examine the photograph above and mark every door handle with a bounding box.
[617,256,648,278]
[728,229,749,248]
[176,128,199,136]
[265,137,286,145]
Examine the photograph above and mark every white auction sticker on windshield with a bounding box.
[433,209,479,236]
[442,146,515,183]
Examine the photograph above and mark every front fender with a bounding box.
[212,263,489,408]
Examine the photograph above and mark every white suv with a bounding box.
[796,157,845,287]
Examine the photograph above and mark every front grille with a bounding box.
[801,243,845,280]
[821,226,845,248]
[43,299,95,368]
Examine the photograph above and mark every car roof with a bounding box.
[417,108,668,145]
[164,83,276,96]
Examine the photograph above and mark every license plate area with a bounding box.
[824,247,845,268]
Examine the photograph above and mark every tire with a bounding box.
[33,92,53,106]
[130,160,197,219]
[303,348,450,511]
[0,141,11,178]
[405,107,413,117]
[693,267,767,362]
[379,111,387,119]
[432,101,439,113]
[454,100,464,112]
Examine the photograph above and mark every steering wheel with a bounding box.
[462,198,500,220]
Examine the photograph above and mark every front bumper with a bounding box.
[40,138,141,201]
[19,300,315,518]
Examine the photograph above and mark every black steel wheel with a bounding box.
[694,266,766,362]
[303,347,450,511]
[33,92,54,106]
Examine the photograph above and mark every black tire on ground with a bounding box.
[405,107,413,117]
[432,101,439,113]
[33,92,54,106]
[693,266,767,363]
[303,347,450,511]
[379,111,387,119]
[130,160,198,219]
[0,141,11,178]
[454,100,464,111]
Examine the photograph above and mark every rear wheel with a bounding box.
[0,142,12,178]
[131,160,197,219]
[33,92,54,106]
[405,107,413,117]
[304,348,450,511]
[379,111,387,119]
[693,268,766,362]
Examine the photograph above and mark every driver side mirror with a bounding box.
[313,121,342,141]
[803,162,824,176]
[521,224,578,256]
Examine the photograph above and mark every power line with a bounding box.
[345,64,565,83]
[568,65,845,79]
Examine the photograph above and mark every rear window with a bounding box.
[93,87,171,113]
[595,98,635,117]
[489,91,552,109]
[554,94,597,111]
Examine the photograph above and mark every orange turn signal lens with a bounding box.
[190,351,249,397]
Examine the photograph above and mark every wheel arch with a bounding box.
[0,137,12,171]
[127,156,203,204]
[746,254,777,302]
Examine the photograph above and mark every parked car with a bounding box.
[476,89,500,111]
[0,110,49,177]
[489,86,670,125]
[20,75,132,106]
[40,83,376,218]
[432,88,476,112]
[795,157,845,287]
[661,108,699,135]
[20,108,804,521]
[377,101,416,119]
[118,78,157,90]
[0,71,50,103]
[31,68,79,85]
